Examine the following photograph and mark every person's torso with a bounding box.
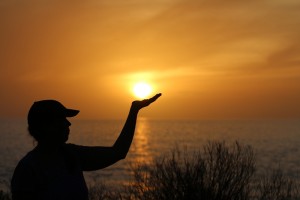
[12,144,89,200]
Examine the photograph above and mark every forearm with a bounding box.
[113,104,139,159]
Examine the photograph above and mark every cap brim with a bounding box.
[65,109,80,117]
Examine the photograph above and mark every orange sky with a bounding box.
[1,0,300,120]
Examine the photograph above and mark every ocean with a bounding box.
[1,118,300,191]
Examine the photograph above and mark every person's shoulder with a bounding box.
[16,149,39,169]
[64,143,88,155]
[11,150,38,191]
[64,143,91,160]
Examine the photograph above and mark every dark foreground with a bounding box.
[2,141,300,200]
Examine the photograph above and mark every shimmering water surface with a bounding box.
[1,119,300,190]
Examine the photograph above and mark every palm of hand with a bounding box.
[132,93,161,110]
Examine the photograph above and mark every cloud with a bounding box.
[2,0,300,76]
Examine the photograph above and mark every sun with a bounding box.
[133,82,152,99]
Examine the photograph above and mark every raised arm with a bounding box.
[78,93,161,171]
[113,93,162,158]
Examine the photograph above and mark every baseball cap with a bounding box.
[28,100,79,125]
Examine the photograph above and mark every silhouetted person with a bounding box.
[11,93,161,200]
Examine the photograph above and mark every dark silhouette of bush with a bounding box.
[126,141,255,200]
[89,181,122,200]
[253,168,300,200]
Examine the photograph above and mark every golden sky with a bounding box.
[1,0,300,120]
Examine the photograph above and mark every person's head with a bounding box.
[27,100,79,145]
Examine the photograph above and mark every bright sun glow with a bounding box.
[133,82,152,99]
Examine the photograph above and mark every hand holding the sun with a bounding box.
[131,93,162,111]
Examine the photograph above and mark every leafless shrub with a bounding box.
[88,181,122,200]
[125,148,205,200]
[203,141,255,200]
[127,141,255,200]
[253,168,300,200]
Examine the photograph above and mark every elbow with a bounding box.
[113,147,128,160]
[118,152,127,160]
[113,153,126,162]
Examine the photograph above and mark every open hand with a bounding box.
[132,93,162,111]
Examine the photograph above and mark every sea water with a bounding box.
[1,119,300,190]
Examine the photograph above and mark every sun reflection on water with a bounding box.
[130,118,153,164]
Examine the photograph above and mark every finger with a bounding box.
[150,93,162,102]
